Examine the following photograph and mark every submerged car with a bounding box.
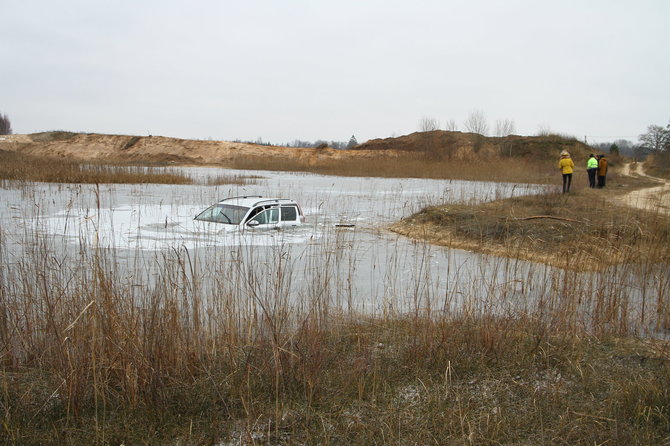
[194,196,305,230]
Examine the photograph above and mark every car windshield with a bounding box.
[194,204,249,225]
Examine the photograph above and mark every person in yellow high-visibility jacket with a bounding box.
[587,154,598,188]
[558,151,574,193]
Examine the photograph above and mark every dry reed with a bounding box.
[226,152,557,184]
[0,150,191,185]
[0,163,668,445]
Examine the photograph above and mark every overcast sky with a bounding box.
[2,0,669,144]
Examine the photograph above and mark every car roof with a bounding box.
[217,196,298,208]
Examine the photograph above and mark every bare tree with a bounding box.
[463,110,488,135]
[638,124,669,152]
[419,116,440,132]
[0,112,12,135]
[536,124,552,136]
[445,119,458,131]
[494,119,516,137]
[495,118,517,156]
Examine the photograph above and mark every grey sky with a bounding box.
[2,0,669,144]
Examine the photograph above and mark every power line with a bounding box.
[585,135,637,138]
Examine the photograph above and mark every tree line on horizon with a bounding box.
[0,111,12,135]
[232,135,359,150]
[419,110,516,138]
[418,111,670,158]
[2,109,668,158]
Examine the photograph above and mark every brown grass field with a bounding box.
[391,187,670,272]
[0,135,669,445]
[0,149,260,186]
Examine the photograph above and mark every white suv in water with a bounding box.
[194,196,305,230]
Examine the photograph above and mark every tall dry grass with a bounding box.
[0,195,669,444]
[4,135,603,187]
[227,152,558,184]
[0,150,191,185]
[0,150,265,188]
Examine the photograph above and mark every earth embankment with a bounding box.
[355,130,592,160]
[0,130,596,167]
[0,132,404,166]
[390,162,670,271]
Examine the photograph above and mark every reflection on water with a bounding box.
[0,168,667,337]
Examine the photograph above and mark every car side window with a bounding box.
[251,208,279,225]
[246,206,263,223]
[267,208,279,223]
[197,207,215,221]
[197,206,228,223]
[281,206,297,222]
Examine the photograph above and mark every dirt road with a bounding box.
[619,162,670,215]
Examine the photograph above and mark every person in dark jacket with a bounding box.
[587,154,598,188]
[597,154,608,188]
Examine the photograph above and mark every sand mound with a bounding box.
[0,132,398,166]
[355,130,591,160]
[0,130,593,166]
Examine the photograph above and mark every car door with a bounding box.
[246,207,279,229]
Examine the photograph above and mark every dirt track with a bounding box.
[619,163,670,215]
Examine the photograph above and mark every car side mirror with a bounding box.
[247,220,260,228]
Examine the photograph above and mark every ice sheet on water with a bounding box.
[35,203,321,250]
[0,169,544,254]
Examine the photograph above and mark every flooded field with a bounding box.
[1,168,667,335]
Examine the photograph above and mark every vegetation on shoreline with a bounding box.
[2,146,566,185]
[0,149,192,185]
[1,130,624,184]
[391,188,670,271]
[0,150,260,186]
[3,312,669,445]
[225,131,621,184]
[227,152,562,184]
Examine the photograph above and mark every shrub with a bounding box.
[122,136,141,150]
[29,131,80,142]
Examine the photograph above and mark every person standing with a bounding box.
[558,151,574,193]
[587,154,598,188]
[597,154,608,188]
